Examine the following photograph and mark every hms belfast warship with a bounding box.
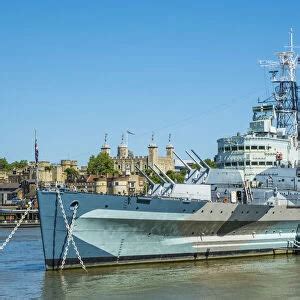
[38,31,300,270]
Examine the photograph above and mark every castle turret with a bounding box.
[117,134,128,159]
[166,134,174,159]
[148,133,158,167]
[101,133,111,156]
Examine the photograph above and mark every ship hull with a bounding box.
[37,191,300,270]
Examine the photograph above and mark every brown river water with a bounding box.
[0,227,299,299]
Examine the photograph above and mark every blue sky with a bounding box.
[1,1,299,165]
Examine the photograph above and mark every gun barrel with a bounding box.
[154,164,175,186]
[135,166,155,186]
[173,151,192,171]
[148,165,167,184]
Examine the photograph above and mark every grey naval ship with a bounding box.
[38,30,300,270]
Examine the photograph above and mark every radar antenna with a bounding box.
[259,28,300,139]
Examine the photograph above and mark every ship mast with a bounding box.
[259,28,300,140]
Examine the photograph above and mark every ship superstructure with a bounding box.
[216,29,300,176]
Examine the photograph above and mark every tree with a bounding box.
[0,158,11,171]
[204,159,217,168]
[64,167,80,182]
[87,152,115,175]
[145,168,161,184]
[10,160,28,169]
[166,170,186,184]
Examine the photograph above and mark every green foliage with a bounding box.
[10,160,28,169]
[0,158,28,171]
[166,169,186,183]
[64,167,80,182]
[145,169,162,184]
[0,158,11,171]
[204,159,217,168]
[87,152,115,175]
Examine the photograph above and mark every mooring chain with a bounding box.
[0,202,33,251]
[56,190,87,272]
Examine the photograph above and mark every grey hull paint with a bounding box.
[37,191,300,270]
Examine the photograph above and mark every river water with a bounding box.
[0,227,299,299]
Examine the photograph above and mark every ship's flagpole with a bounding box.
[34,129,39,190]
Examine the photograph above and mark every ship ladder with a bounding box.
[56,190,87,272]
[244,181,254,203]
[0,201,33,251]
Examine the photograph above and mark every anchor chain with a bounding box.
[0,202,33,251]
[56,190,87,272]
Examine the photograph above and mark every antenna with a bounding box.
[258,29,299,139]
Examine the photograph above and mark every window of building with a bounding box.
[232,146,238,151]
[232,162,237,166]
[259,162,265,165]
[245,146,250,150]
[246,161,250,166]
[224,147,230,151]
[225,162,231,166]
[252,161,258,165]
[259,146,265,150]
[266,161,273,166]
[251,146,258,150]
[238,162,244,166]
[238,146,244,151]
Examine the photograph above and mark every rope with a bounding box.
[56,190,87,272]
[0,202,33,251]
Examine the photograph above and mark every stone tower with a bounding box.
[166,133,174,159]
[101,133,111,156]
[117,134,128,159]
[148,133,158,167]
